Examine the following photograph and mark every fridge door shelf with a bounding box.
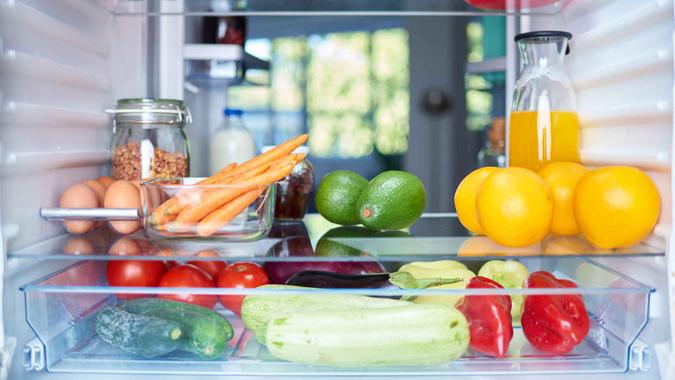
[11,214,665,262]
[20,258,653,375]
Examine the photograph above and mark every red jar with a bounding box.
[263,146,314,220]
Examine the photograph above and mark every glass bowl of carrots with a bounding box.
[141,134,309,241]
[142,178,276,241]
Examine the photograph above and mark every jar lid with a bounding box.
[106,98,192,126]
[262,145,309,155]
[224,108,243,116]
[514,30,572,42]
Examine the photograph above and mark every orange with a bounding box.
[476,167,553,247]
[538,162,588,236]
[454,167,499,234]
[574,166,660,249]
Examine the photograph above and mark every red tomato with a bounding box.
[159,264,216,309]
[188,250,227,279]
[106,260,166,300]
[217,262,269,315]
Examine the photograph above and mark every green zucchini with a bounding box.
[266,303,470,367]
[121,298,233,359]
[241,285,410,344]
[96,305,182,357]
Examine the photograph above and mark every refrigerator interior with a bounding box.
[0,0,673,379]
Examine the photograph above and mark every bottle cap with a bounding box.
[224,108,243,116]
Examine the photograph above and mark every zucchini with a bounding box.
[96,306,182,357]
[121,298,233,359]
[266,303,470,367]
[241,285,409,344]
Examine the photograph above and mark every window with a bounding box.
[229,28,410,158]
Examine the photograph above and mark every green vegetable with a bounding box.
[241,285,409,344]
[478,260,529,321]
[266,303,470,367]
[96,305,182,357]
[121,298,233,359]
[315,170,369,225]
[357,171,426,230]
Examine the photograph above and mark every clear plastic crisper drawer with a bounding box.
[20,257,652,375]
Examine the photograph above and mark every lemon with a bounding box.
[538,162,588,236]
[476,167,553,247]
[574,166,660,249]
[454,167,500,234]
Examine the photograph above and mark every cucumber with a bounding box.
[241,285,410,344]
[96,306,182,357]
[267,303,470,367]
[121,298,233,359]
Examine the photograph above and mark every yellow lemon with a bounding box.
[454,167,500,234]
[476,167,553,247]
[574,166,660,249]
[538,162,588,236]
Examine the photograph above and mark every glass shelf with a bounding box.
[113,0,567,17]
[10,214,664,262]
[21,258,653,374]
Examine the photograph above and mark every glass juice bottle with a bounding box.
[509,31,580,171]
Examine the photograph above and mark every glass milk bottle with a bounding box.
[209,108,256,174]
[509,31,580,171]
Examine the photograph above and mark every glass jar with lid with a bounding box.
[262,145,314,220]
[108,98,191,180]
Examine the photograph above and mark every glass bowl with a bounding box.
[141,178,275,241]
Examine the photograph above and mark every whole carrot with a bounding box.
[196,188,266,237]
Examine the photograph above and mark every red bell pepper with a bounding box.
[521,271,590,354]
[456,276,513,358]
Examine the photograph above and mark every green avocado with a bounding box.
[315,226,378,257]
[315,170,369,225]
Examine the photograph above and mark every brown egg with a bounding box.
[108,237,143,256]
[63,237,96,255]
[104,180,142,234]
[97,176,115,190]
[82,180,106,205]
[60,183,98,234]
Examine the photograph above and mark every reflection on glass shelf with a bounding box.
[21,258,652,374]
[113,0,566,16]
[10,214,664,261]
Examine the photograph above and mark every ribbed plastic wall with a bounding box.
[0,0,147,250]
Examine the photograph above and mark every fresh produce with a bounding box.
[266,303,469,366]
[476,167,553,247]
[574,166,660,249]
[538,162,588,236]
[158,264,216,309]
[264,260,384,284]
[478,260,529,320]
[149,134,308,236]
[454,167,499,234]
[285,270,460,295]
[104,180,142,234]
[121,298,233,359]
[60,183,99,234]
[456,276,513,358]
[106,260,166,300]
[357,170,426,230]
[217,262,269,315]
[521,271,590,354]
[315,170,369,225]
[96,305,182,357]
[188,250,226,279]
[241,285,409,344]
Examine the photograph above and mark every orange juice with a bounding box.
[508,110,580,171]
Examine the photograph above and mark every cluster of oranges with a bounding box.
[455,163,661,249]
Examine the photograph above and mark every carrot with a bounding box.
[233,134,307,174]
[197,188,266,237]
[200,163,237,185]
[174,163,295,224]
